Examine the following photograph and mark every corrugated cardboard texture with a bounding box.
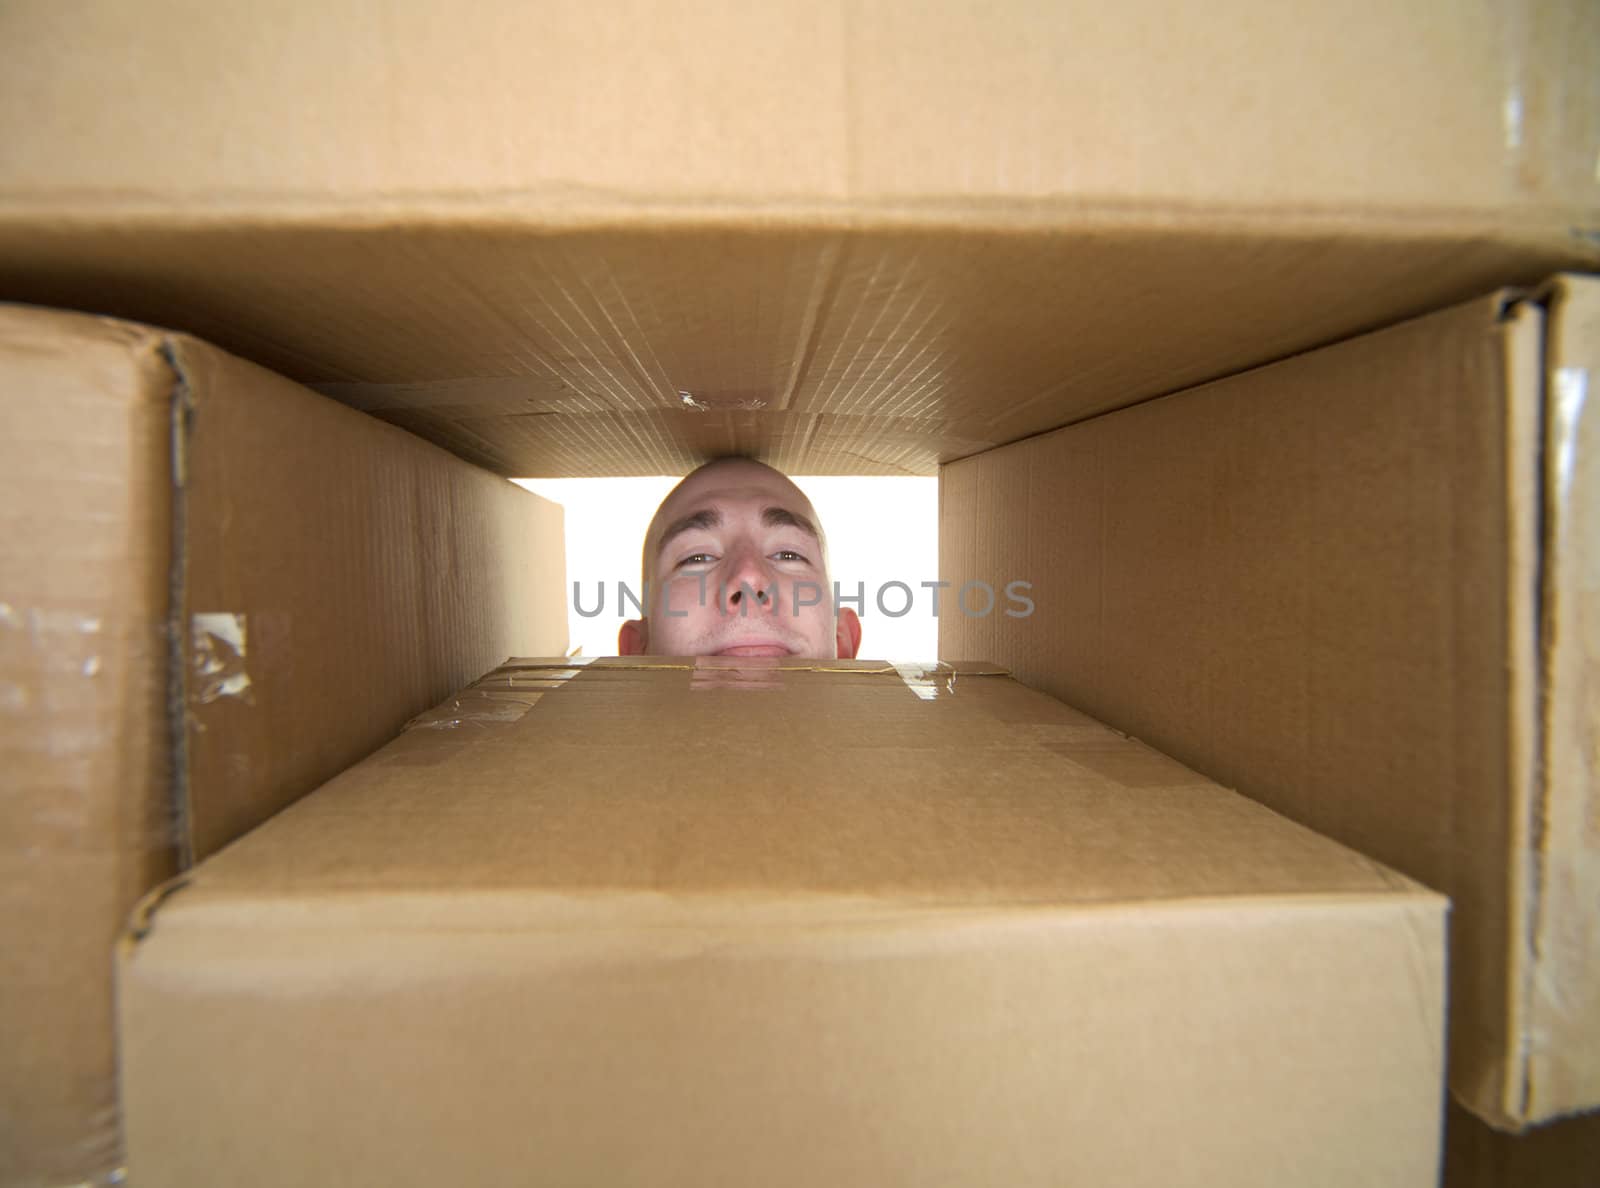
[0,1,1595,474]
[0,306,567,1187]
[120,659,1446,1188]
[938,279,1598,1128]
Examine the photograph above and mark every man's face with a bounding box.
[631,461,845,659]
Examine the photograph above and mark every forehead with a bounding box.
[651,465,816,544]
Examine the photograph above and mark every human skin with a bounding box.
[618,459,862,660]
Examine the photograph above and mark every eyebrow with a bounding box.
[656,505,821,557]
[657,509,722,554]
[761,505,819,542]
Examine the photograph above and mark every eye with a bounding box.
[676,552,717,569]
[773,550,809,563]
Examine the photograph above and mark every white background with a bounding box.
[514,477,940,661]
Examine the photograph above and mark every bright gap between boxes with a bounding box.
[514,477,939,662]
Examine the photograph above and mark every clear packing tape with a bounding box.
[2,603,271,1188]
[188,612,253,705]
[403,660,594,730]
[403,657,1013,732]
[1,600,176,1188]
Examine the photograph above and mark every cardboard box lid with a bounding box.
[936,274,1600,1129]
[1,0,1595,475]
[120,659,1446,1187]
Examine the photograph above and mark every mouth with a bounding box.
[713,641,794,657]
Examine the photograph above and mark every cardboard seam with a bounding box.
[1521,284,1561,1128]
[158,338,197,873]
[1503,283,1557,1130]
[1517,277,1581,1127]
[0,193,1593,243]
[561,660,1011,677]
[130,886,1447,936]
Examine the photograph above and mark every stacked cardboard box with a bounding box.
[1,0,1597,1183]
[118,659,1447,1188]
[0,309,568,1185]
[1,0,1595,481]
[942,278,1600,1131]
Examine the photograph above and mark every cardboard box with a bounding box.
[120,658,1446,1188]
[2,3,1593,1175]
[0,0,1595,475]
[940,277,1600,1128]
[0,307,567,1187]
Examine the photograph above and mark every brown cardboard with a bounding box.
[939,276,1600,1129]
[0,307,567,1187]
[120,658,1446,1188]
[1,310,174,1188]
[0,1,1596,475]
[1444,1102,1600,1188]
[1531,279,1600,1121]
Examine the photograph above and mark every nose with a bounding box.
[721,546,775,615]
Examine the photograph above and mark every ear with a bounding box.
[835,608,862,659]
[618,618,649,656]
